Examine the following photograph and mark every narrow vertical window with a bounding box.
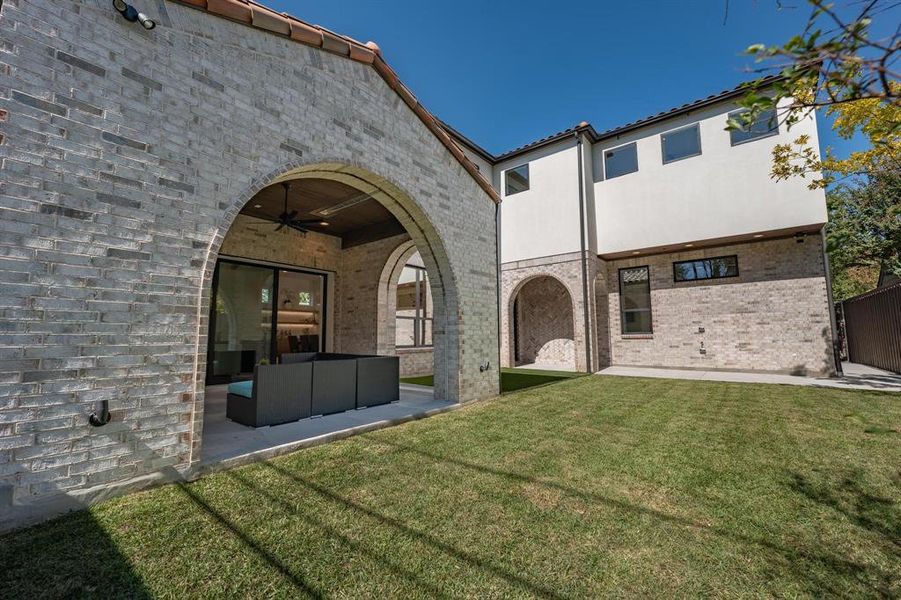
[619,266,652,334]
[396,262,432,347]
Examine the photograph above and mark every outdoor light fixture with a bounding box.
[112,0,156,29]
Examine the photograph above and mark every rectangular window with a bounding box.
[604,143,638,179]
[396,264,432,348]
[504,164,529,196]
[619,266,652,334]
[673,255,739,282]
[729,109,779,145]
[661,123,701,163]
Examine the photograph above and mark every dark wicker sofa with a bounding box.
[226,353,400,427]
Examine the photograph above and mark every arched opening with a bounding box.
[509,275,576,371]
[192,162,459,465]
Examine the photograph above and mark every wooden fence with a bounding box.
[841,282,901,374]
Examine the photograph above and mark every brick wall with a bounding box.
[0,0,498,530]
[500,252,595,372]
[604,235,835,375]
[513,276,575,369]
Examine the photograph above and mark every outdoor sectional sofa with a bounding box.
[225,353,400,427]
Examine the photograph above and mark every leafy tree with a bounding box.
[825,170,901,300]
[728,0,899,188]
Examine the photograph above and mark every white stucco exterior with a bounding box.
[591,99,827,255]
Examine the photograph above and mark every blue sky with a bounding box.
[263,0,879,159]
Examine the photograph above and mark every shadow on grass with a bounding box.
[176,482,324,599]
[0,509,152,599]
[260,461,567,600]
[788,470,901,551]
[364,437,897,597]
[223,470,454,599]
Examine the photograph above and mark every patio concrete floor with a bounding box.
[197,383,456,473]
[596,361,901,392]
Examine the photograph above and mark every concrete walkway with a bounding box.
[197,384,456,475]
[596,362,901,392]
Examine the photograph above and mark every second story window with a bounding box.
[661,123,701,163]
[504,164,529,196]
[604,142,638,179]
[729,109,779,145]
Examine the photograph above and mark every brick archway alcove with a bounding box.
[507,274,578,371]
[190,161,459,465]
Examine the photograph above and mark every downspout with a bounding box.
[495,198,503,392]
[820,226,843,376]
[575,131,593,373]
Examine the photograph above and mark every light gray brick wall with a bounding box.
[0,0,499,530]
[604,235,835,375]
[500,252,595,372]
[513,276,575,369]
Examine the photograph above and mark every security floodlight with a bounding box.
[112,0,155,30]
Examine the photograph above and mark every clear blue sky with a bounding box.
[264,0,876,159]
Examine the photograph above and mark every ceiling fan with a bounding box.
[261,182,329,234]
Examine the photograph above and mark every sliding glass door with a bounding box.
[207,259,327,384]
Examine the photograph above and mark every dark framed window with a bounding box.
[729,108,779,145]
[661,123,701,163]
[504,164,529,196]
[396,264,432,348]
[618,266,652,334]
[207,258,327,384]
[604,142,638,179]
[673,255,739,282]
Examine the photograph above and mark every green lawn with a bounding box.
[402,366,585,392]
[2,376,899,598]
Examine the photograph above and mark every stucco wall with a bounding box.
[497,140,584,263]
[592,98,828,254]
[0,0,498,530]
[604,235,835,375]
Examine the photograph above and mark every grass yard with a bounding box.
[2,376,899,598]
[402,366,585,392]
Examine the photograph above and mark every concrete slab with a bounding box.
[595,362,901,392]
[197,383,457,474]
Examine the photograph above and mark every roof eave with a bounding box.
[168,0,500,203]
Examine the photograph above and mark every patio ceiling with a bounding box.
[241,178,408,248]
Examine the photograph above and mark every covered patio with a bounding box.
[199,383,454,472]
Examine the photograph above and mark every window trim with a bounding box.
[504,163,530,196]
[395,263,433,348]
[728,109,780,147]
[672,255,740,283]
[660,123,702,165]
[618,265,653,335]
[603,142,639,180]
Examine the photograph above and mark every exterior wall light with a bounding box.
[112,0,156,29]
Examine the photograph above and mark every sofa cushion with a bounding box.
[227,380,253,398]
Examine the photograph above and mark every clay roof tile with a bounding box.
[169,0,499,203]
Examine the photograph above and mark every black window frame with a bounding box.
[395,263,433,349]
[504,163,530,196]
[660,123,702,164]
[672,255,739,283]
[618,265,653,335]
[604,142,639,180]
[728,108,779,146]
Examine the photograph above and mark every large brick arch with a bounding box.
[506,274,578,370]
[190,161,462,464]
[0,0,499,529]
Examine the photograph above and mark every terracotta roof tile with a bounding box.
[169,0,499,203]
